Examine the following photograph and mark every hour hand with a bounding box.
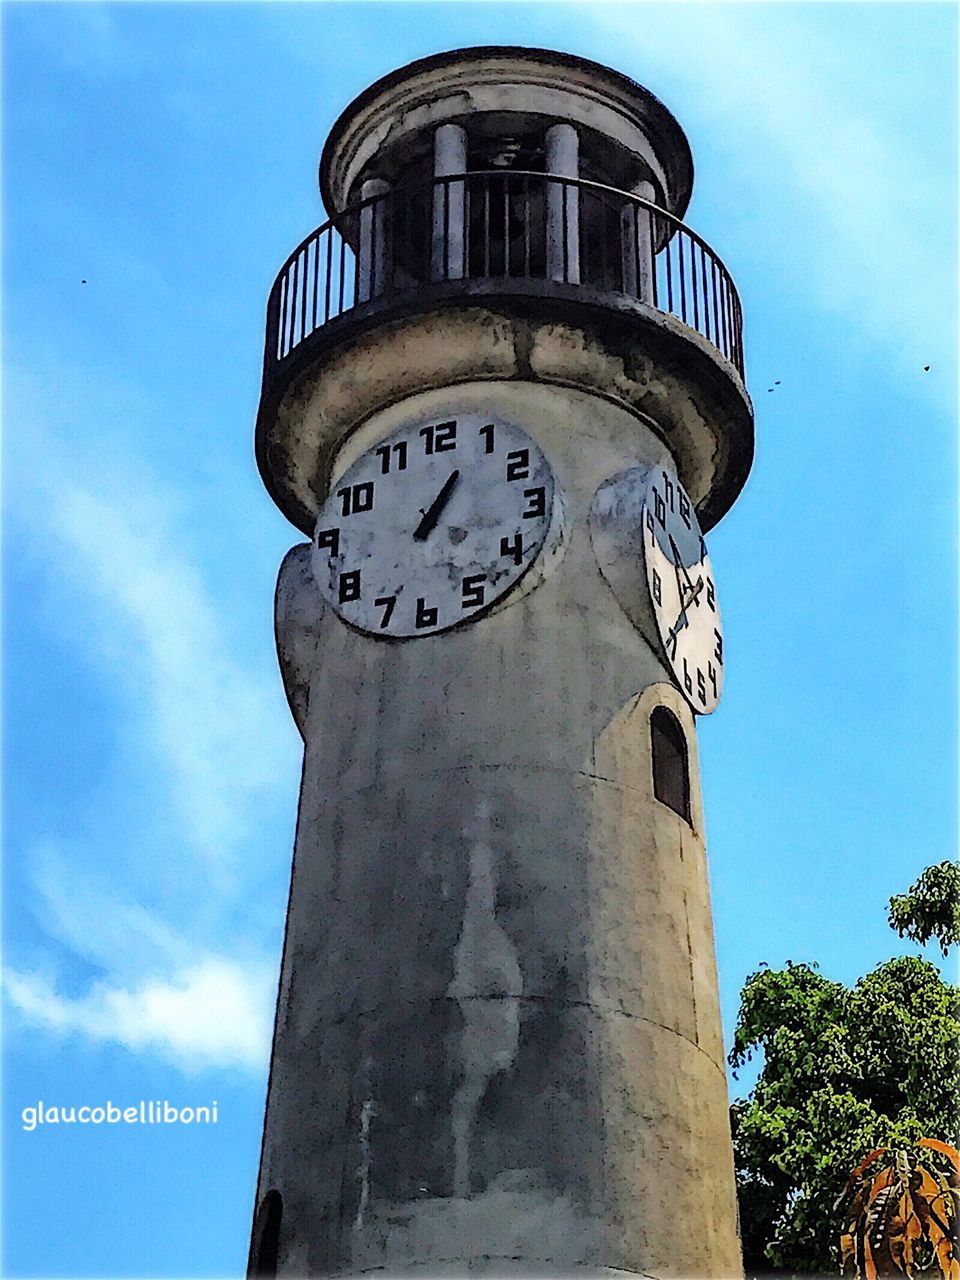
[413,470,460,541]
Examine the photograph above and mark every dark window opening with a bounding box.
[651,706,691,825]
[250,1189,283,1278]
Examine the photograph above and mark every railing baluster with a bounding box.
[504,175,511,277]
[562,178,569,282]
[690,236,699,332]
[523,175,531,277]
[483,176,490,278]
[262,171,744,384]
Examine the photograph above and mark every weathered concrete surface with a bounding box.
[258,304,753,541]
[253,382,742,1277]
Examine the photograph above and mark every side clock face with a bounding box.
[312,413,554,637]
[644,466,724,714]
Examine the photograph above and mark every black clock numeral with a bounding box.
[652,568,662,605]
[679,489,692,530]
[420,420,457,455]
[683,656,693,695]
[479,423,496,454]
[522,487,546,519]
[506,449,530,482]
[338,570,361,604]
[661,470,675,513]
[337,482,374,516]
[714,628,724,666]
[653,486,666,527]
[415,598,438,629]
[706,577,716,611]
[500,532,523,565]
[707,662,719,698]
[376,441,407,474]
[316,527,340,557]
[667,631,678,661]
[374,595,396,629]
[461,574,486,609]
[697,667,707,705]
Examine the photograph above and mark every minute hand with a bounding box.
[413,470,460,541]
[668,533,699,595]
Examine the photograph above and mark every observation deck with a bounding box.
[256,48,753,536]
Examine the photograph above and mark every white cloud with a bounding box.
[19,424,293,870]
[4,956,274,1074]
[5,378,296,1072]
[589,3,955,384]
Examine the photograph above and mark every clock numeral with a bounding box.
[522,487,546,519]
[707,662,719,699]
[461,574,486,609]
[679,489,692,530]
[714,628,724,666]
[653,487,666,528]
[479,423,496,454]
[706,577,716,611]
[660,470,675,512]
[696,667,707,705]
[420,420,457,455]
[415,598,438,629]
[506,449,530,482]
[376,441,407,474]
[337,481,374,516]
[338,570,361,604]
[683,656,693,695]
[374,596,396,629]
[316,527,340,557]
[699,534,707,559]
[500,532,523,565]
[667,630,678,661]
[652,568,662,606]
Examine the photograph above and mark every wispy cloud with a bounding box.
[4,957,274,1074]
[5,374,297,1072]
[589,3,955,385]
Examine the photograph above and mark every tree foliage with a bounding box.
[888,862,960,956]
[731,956,960,1275]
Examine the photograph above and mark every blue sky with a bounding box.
[2,3,956,1276]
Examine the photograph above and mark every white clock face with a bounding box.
[644,466,724,713]
[312,413,554,637]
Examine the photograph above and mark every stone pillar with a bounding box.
[432,123,467,281]
[357,177,390,304]
[545,122,580,284]
[620,179,657,302]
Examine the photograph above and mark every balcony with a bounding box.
[261,171,745,395]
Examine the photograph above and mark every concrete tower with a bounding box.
[249,47,753,1279]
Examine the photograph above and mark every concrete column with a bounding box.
[357,177,390,304]
[254,380,743,1279]
[545,122,580,284]
[432,123,467,281]
[620,178,657,303]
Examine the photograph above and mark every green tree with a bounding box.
[888,860,960,955]
[731,866,960,1276]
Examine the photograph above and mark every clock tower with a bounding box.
[249,47,753,1278]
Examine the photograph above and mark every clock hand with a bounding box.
[666,576,705,648]
[668,533,698,596]
[413,469,460,541]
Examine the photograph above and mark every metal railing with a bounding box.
[264,171,744,381]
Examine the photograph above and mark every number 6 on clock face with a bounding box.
[311,413,555,637]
